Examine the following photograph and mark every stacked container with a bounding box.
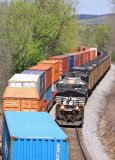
[8,73,45,98]
[48,56,68,75]
[3,73,45,111]
[28,65,53,102]
[85,50,90,63]
[37,60,60,93]
[3,87,45,111]
[37,60,60,84]
[60,55,74,71]
[22,71,45,97]
[90,48,96,60]
[28,65,52,91]
[65,53,80,67]
[2,111,69,160]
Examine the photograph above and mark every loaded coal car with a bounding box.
[55,50,111,127]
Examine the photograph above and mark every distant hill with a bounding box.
[78,14,114,24]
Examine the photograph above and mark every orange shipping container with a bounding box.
[28,65,52,90]
[37,60,60,83]
[3,87,45,112]
[48,56,68,75]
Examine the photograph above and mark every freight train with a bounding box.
[1,46,111,159]
[55,50,111,127]
[2,47,96,113]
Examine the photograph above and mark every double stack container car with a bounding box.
[37,60,60,93]
[3,74,45,111]
[28,65,53,103]
[48,56,68,76]
[2,111,69,160]
[3,87,45,111]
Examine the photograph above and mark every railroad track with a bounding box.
[61,127,87,160]
[49,104,87,160]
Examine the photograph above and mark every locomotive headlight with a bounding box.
[75,106,80,110]
[69,80,74,84]
[60,105,65,110]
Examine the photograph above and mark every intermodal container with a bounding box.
[60,55,74,71]
[37,94,45,111]
[65,53,80,67]
[90,49,96,60]
[44,85,52,102]
[86,50,90,62]
[2,111,69,160]
[52,81,57,93]
[28,65,52,90]
[73,54,79,67]
[2,87,44,111]
[37,60,60,83]
[21,70,45,98]
[8,74,44,99]
[90,48,97,57]
[48,56,68,75]
[83,50,90,63]
[80,46,89,51]
[79,53,84,65]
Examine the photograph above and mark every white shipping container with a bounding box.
[8,74,43,98]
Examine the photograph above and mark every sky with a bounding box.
[78,0,113,15]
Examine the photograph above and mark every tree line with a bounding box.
[0,0,79,103]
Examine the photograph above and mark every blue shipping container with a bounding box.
[2,111,69,160]
[22,70,45,98]
[60,55,74,71]
[44,86,52,101]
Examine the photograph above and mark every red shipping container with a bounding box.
[83,51,88,63]
[65,52,80,67]
[87,51,90,62]
[28,65,52,90]
[79,53,84,65]
[83,52,86,64]
[90,49,96,60]
[80,46,89,52]
[48,56,68,75]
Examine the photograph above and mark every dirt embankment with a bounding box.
[98,84,115,160]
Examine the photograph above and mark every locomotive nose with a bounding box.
[67,115,72,120]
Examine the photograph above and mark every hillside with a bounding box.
[78,14,114,25]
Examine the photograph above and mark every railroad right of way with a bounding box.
[49,105,87,160]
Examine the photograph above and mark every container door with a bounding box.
[3,99,20,111]
[21,99,38,111]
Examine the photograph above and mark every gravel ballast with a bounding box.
[82,64,115,160]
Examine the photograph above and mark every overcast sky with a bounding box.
[78,0,113,15]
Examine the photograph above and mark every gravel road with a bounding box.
[82,64,115,160]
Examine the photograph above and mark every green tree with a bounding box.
[33,0,79,57]
[95,24,109,50]
[0,0,79,105]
